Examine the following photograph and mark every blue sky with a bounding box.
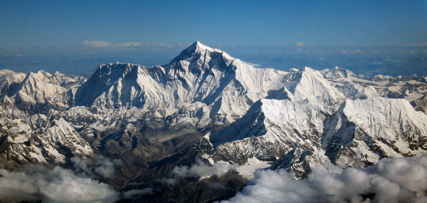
[1,0,427,48]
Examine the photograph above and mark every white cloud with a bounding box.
[295,41,305,47]
[171,160,236,179]
[221,155,427,203]
[0,156,125,202]
[71,156,91,174]
[82,40,186,49]
[71,155,123,178]
[408,42,427,47]
[82,40,112,48]
[342,49,364,54]
[0,165,119,203]
[82,40,141,48]
[158,159,236,186]
[117,42,142,47]
[94,156,123,178]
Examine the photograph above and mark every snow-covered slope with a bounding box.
[75,41,288,125]
[0,70,85,113]
[323,97,427,167]
[322,67,427,102]
[0,69,26,97]
[210,99,329,164]
[208,96,427,169]
[322,67,380,99]
[323,66,357,79]
[413,95,427,113]
[270,147,333,178]
[0,98,93,166]
[281,67,347,105]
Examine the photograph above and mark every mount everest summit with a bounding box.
[1,41,427,202]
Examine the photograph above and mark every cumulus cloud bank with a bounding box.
[0,165,119,203]
[221,155,427,203]
[94,156,123,178]
[71,155,122,178]
[0,156,123,202]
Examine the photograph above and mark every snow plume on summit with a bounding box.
[221,155,427,203]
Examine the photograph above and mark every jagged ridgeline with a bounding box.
[1,42,427,202]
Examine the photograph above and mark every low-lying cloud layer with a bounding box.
[0,156,123,202]
[158,160,236,186]
[221,155,427,203]
[0,165,118,203]
[71,155,122,178]
[172,160,236,179]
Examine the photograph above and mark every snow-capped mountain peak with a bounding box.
[323,66,357,79]
[191,41,215,53]
[322,97,427,167]
[2,95,12,105]
[283,66,347,105]
[74,42,290,125]
[169,41,234,68]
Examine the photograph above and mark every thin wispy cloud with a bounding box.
[123,188,153,198]
[407,42,427,47]
[342,49,364,54]
[82,40,190,49]
[83,40,141,48]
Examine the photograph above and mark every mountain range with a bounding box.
[1,41,427,202]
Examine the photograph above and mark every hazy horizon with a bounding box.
[1,42,426,78]
[1,0,426,77]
